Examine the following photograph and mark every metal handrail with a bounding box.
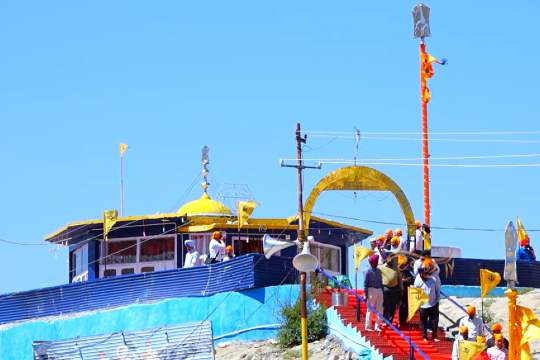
[318,268,429,360]
[440,290,492,336]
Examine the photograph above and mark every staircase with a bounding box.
[318,290,453,360]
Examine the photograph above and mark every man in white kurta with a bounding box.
[183,240,200,268]
[458,306,485,340]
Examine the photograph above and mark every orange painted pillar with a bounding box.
[506,288,521,360]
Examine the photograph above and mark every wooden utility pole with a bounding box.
[296,123,308,360]
[281,122,321,360]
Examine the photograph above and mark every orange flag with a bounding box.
[420,44,446,104]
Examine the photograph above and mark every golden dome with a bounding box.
[177,193,233,217]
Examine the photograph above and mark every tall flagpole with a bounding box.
[413,3,433,227]
[120,144,128,216]
[420,41,431,226]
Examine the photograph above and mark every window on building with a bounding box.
[311,242,341,275]
[319,247,340,273]
[106,240,137,264]
[73,244,88,276]
[232,236,263,255]
[121,268,135,275]
[140,237,175,262]
[104,269,117,277]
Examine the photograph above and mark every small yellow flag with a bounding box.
[120,143,128,157]
[354,246,374,272]
[408,287,429,321]
[479,269,501,297]
[458,340,485,360]
[516,217,529,243]
[238,200,257,228]
[517,305,540,359]
[103,209,118,240]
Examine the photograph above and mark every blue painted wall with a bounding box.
[0,285,299,360]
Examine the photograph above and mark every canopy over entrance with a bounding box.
[304,165,416,238]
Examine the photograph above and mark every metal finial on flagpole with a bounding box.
[412,3,431,40]
[201,146,210,194]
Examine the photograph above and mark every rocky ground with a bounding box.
[215,336,360,360]
[439,288,540,356]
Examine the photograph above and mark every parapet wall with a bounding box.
[0,285,299,360]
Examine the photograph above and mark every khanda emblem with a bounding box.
[412,3,431,38]
[488,274,496,282]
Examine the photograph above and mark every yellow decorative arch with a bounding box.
[304,166,416,238]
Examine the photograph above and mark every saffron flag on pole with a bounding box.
[408,287,429,321]
[238,200,257,228]
[480,269,501,297]
[120,143,128,157]
[458,340,486,360]
[516,217,529,244]
[420,44,446,104]
[354,246,374,272]
[517,305,540,360]
[103,210,118,241]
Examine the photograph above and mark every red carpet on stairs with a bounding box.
[317,290,453,360]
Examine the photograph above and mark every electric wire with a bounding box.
[307,134,540,144]
[310,211,540,232]
[305,130,540,136]
[282,153,540,162]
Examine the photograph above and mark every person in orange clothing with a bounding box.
[383,229,394,250]
[223,245,235,261]
[486,334,508,359]
[452,326,468,360]
[471,336,490,360]
[413,220,424,253]
[459,306,485,340]
[389,237,401,254]
[486,323,509,349]
[395,228,407,251]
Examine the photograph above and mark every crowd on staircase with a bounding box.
[364,224,510,359]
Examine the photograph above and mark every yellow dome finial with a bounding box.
[201,145,210,194]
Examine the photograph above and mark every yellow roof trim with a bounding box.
[45,213,184,241]
[178,223,298,233]
[287,215,372,235]
[178,222,299,233]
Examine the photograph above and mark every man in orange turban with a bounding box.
[452,326,468,360]
[459,306,485,340]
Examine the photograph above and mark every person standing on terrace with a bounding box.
[207,231,226,264]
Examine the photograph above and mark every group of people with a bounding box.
[452,309,509,360]
[363,224,441,344]
[183,231,235,268]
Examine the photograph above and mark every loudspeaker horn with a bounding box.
[293,241,319,273]
[262,234,297,259]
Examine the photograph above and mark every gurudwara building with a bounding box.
[45,148,372,284]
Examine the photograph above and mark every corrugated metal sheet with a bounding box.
[439,258,540,287]
[0,254,295,325]
[33,321,214,360]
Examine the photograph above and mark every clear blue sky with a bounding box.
[1,1,539,294]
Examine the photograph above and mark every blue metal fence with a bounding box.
[33,321,214,360]
[0,254,297,325]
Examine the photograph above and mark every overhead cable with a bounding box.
[311,211,540,232]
